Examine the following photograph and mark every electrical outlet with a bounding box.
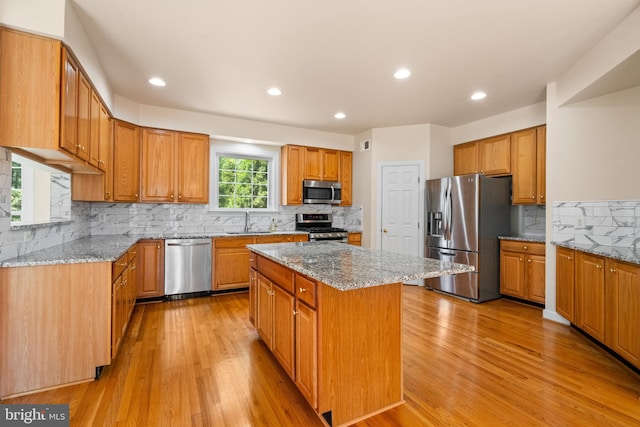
[576,217,585,228]
[23,230,34,242]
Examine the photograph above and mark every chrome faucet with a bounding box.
[244,210,250,232]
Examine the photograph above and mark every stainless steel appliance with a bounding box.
[302,180,342,205]
[164,238,212,297]
[295,213,348,242]
[425,174,511,302]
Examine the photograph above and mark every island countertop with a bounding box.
[247,241,474,291]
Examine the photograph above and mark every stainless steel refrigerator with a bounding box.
[425,174,511,302]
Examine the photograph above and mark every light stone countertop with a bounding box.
[247,241,475,291]
[552,241,640,265]
[0,232,307,268]
[498,235,546,243]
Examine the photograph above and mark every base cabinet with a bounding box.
[500,240,545,304]
[137,240,164,299]
[250,251,402,426]
[556,247,640,369]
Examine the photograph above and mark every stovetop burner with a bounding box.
[295,213,348,238]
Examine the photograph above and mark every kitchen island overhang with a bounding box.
[247,241,473,427]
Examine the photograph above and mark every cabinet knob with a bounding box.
[531,196,536,199]
[596,264,602,269]
[610,268,616,273]
[293,310,299,316]
[523,245,528,250]
[178,194,182,199]
[527,259,531,263]
[541,195,544,199]
[157,245,160,249]
[170,194,174,198]
[299,287,306,293]
[519,258,523,262]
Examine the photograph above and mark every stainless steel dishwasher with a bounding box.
[164,238,212,296]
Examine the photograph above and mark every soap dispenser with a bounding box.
[270,218,277,232]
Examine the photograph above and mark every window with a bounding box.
[210,142,279,211]
[10,153,71,226]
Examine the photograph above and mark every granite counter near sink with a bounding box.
[498,235,546,243]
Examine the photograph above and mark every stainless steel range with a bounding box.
[295,213,348,242]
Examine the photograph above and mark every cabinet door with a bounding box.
[511,128,538,204]
[556,247,575,322]
[111,274,123,359]
[272,284,295,379]
[303,147,322,180]
[88,90,101,167]
[339,151,352,206]
[76,73,91,162]
[576,252,605,341]
[453,141,478,175]
[479,135,510,176]
[295,300,318,409]
[536,125,546,204]
[126,252,138,321]
[137,241,164,299]
[605,260,640,367]
[526,254,546,304]
[177,132,209,203]
[500,250,525,298]
[348,232,361,246]
[98,101,111,173]
[141,128,176,202]
[60,49,79,155]
[113,120,140,202]
[281,145,304,205]
[249,268,257,326]
[256,275,273,348]
[214,248,251,290]
[322,149,339,181]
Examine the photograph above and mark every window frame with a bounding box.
[209,142,280,212]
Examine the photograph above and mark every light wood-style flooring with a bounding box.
[4,286,640,426]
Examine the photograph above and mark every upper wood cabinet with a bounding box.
[512,126,546,205]
[140,129,209,204]
[281,144,352,205]
[75,72,91,162]
[454,135,510,176]
[60,48,79,156]
[113,120,140,202]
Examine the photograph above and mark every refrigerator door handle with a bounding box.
[444,179,452,241]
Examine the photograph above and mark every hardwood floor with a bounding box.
[4,286,640,426]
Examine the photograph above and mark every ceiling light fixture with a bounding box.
[334,112,346,119]
[471,91,487,100]
[394,68,411,79]
[148,77,166,87]
[267,87,282,96]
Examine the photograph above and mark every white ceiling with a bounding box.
[70,0,640,135]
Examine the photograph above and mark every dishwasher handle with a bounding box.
[166,241,210,247]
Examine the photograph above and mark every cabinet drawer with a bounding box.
[128,244,138,260]
[214,237,254,248]
[258,255,294,294]
[112,252,128,278]
[256,235,292,244]
[249,252,258,269]
[500,240,545,256]
[295,274,317,308]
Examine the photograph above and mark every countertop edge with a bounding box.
[552,241,640,265]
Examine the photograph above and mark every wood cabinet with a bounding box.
[575,252,606,342]
[137,240,164,299]
[339,151,353,206]
[348,232,362,246]
[141,129,209,203]
[604,259,640,367]
[454,135,510,176]
[250,251,403,426]
[60,47,79,156]
[556,246,640,369]
[500,240,545,304]
[281,144,353,206]
[113,120,140,202]
[555,247,575,322]
[512,126,546,204]
[111,248,137,359]
[75,72,91,162]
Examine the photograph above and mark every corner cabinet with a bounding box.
[511,126,546,205]
[453,135,510,176]
[112,120,140,202]
[281,144,353,206]
[555,246,640,369]
[500,240,546,304]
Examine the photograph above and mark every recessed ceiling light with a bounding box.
[471,91,487,100]
[267,87,282,96]
[334,112,346,119]
[148,77,166,87]
[394,68,411,79]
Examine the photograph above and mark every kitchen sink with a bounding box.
[226,231,273,235]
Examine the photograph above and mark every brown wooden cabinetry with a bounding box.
[113,120,140,202]
[75,72,91,162]
[60,47,79,156]
[348,232,362,246]
[141,129,209,203]
[339,151,353,206]
[555,247,575,322]
[500,240,545,304]
[111,248,137,359]
[512,126,546,204]
[137,240,165,299]
[281,145,304,205]
[557,246,640,369]
[454,135,510,176]
[295,298,318,408]
[320,149,339,181]
[453,141,478,176]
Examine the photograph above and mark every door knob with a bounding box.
[383,228,388,233]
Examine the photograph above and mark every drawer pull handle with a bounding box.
[299,287,306,293]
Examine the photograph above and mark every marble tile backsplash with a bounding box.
[553,200,640,248]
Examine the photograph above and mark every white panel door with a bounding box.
[381,164,420,262]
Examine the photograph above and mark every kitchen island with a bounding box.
[247,242,473,427]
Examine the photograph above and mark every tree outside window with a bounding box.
[218,156,269,209]
[11,161,22,222]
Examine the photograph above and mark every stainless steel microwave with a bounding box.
[302,180,342,204]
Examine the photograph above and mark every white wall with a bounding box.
[353,130,373,247]
[428,124,454,179]
[0,0,65,37]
